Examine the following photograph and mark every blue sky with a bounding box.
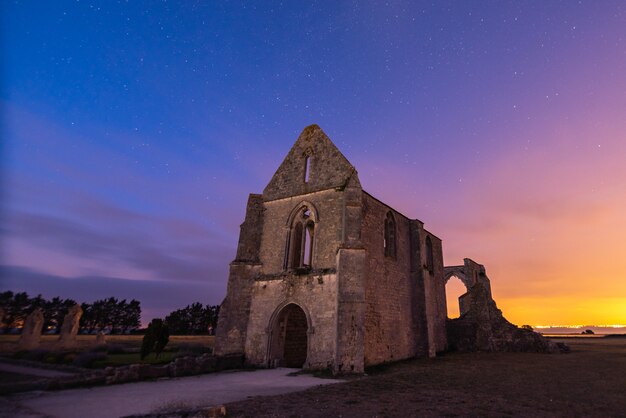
[2,1,625,324]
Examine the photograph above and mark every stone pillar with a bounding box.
[18,309,44,350]
[215,194,264,358]
[334,247,366,374]
[214,263,260,356]
[58,304,83,349]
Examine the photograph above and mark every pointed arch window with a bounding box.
[286,206,315,270]
[304,155,311,183]
[384,211,396,259]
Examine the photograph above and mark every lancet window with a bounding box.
[286,206,315,270]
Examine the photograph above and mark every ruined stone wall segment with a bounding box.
[430,234,447,352]
[214,263,260,356]
[244,273,339,369]
[263,125,358,201]
[235,194,264,262]
[259,190,345,274]
[409,220,429,357]
[422,231,447,355]
[361,193,420,366]
[335,248,366,373]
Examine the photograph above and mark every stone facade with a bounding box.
[215,125,554,373]
[215,125,447,373]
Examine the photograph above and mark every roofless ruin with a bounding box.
[215,125,558,374]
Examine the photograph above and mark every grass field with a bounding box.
[0,334,214,368]
[0,334,214,354]
[227,337,626,417]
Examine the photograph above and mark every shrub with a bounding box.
[16,349,50,362]
[105,343,126,354]
[175,343,208,355]
[72,351,106,368]
[141,318,169,360]
[62,353,77,364]
[90,344,108,353]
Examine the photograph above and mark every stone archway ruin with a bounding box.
[268,303,309,368]
[444,265,476,318]
[444,258,559,353]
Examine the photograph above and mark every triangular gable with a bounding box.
[263,125,361,201]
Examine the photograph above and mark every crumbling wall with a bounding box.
[446,259,560,353]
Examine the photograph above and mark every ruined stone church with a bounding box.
[215,125,556,374]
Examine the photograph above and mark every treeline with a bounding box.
[165,303,220,335]
[80,297,141,334]
[0,291,141,334]
[1,291,221,335]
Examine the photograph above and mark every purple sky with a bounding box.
[2,1,625,325]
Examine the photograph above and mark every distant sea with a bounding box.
[534,325,626,335]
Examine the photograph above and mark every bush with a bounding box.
[62,353,77,364]
[72,351,107,368]
[90,344,109,353]
[141,318,169,360]
[15,349,50,362]
[106,343,127,354]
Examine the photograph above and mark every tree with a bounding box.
[165,303,220,335]
[520,324,533,331]
[582,329,595,335]
[78,297,140,334]
[141,318,169,359]
[119,299,141,334]
[0,291,43,331]
[42,297,76,333]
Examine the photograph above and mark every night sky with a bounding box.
[2,1,625,326]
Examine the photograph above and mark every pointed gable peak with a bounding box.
[263,125,361,201]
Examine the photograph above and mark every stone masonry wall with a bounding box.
[263,125,357,201]
[361,193,420,365]
[244,272,338,369]
[259,189,346,274]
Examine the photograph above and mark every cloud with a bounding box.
[3,208,233,283]
[0,265,224,323]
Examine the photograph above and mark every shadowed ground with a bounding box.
[226,338,626,417]
[1,338,624,417]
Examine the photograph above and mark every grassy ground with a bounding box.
[226,338,626,418]
[0,334,214,353]
[0,335,214,369]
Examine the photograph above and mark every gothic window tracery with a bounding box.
[286,206,315,270]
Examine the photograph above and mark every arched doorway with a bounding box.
[268,304,309,368]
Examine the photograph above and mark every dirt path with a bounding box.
[1,368,342,418]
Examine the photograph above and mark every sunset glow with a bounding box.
[2,2,625,326]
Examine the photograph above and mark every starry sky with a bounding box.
[2,1,625,326]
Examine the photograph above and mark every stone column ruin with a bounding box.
[57,304,83,349]
[18,309,44,350]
